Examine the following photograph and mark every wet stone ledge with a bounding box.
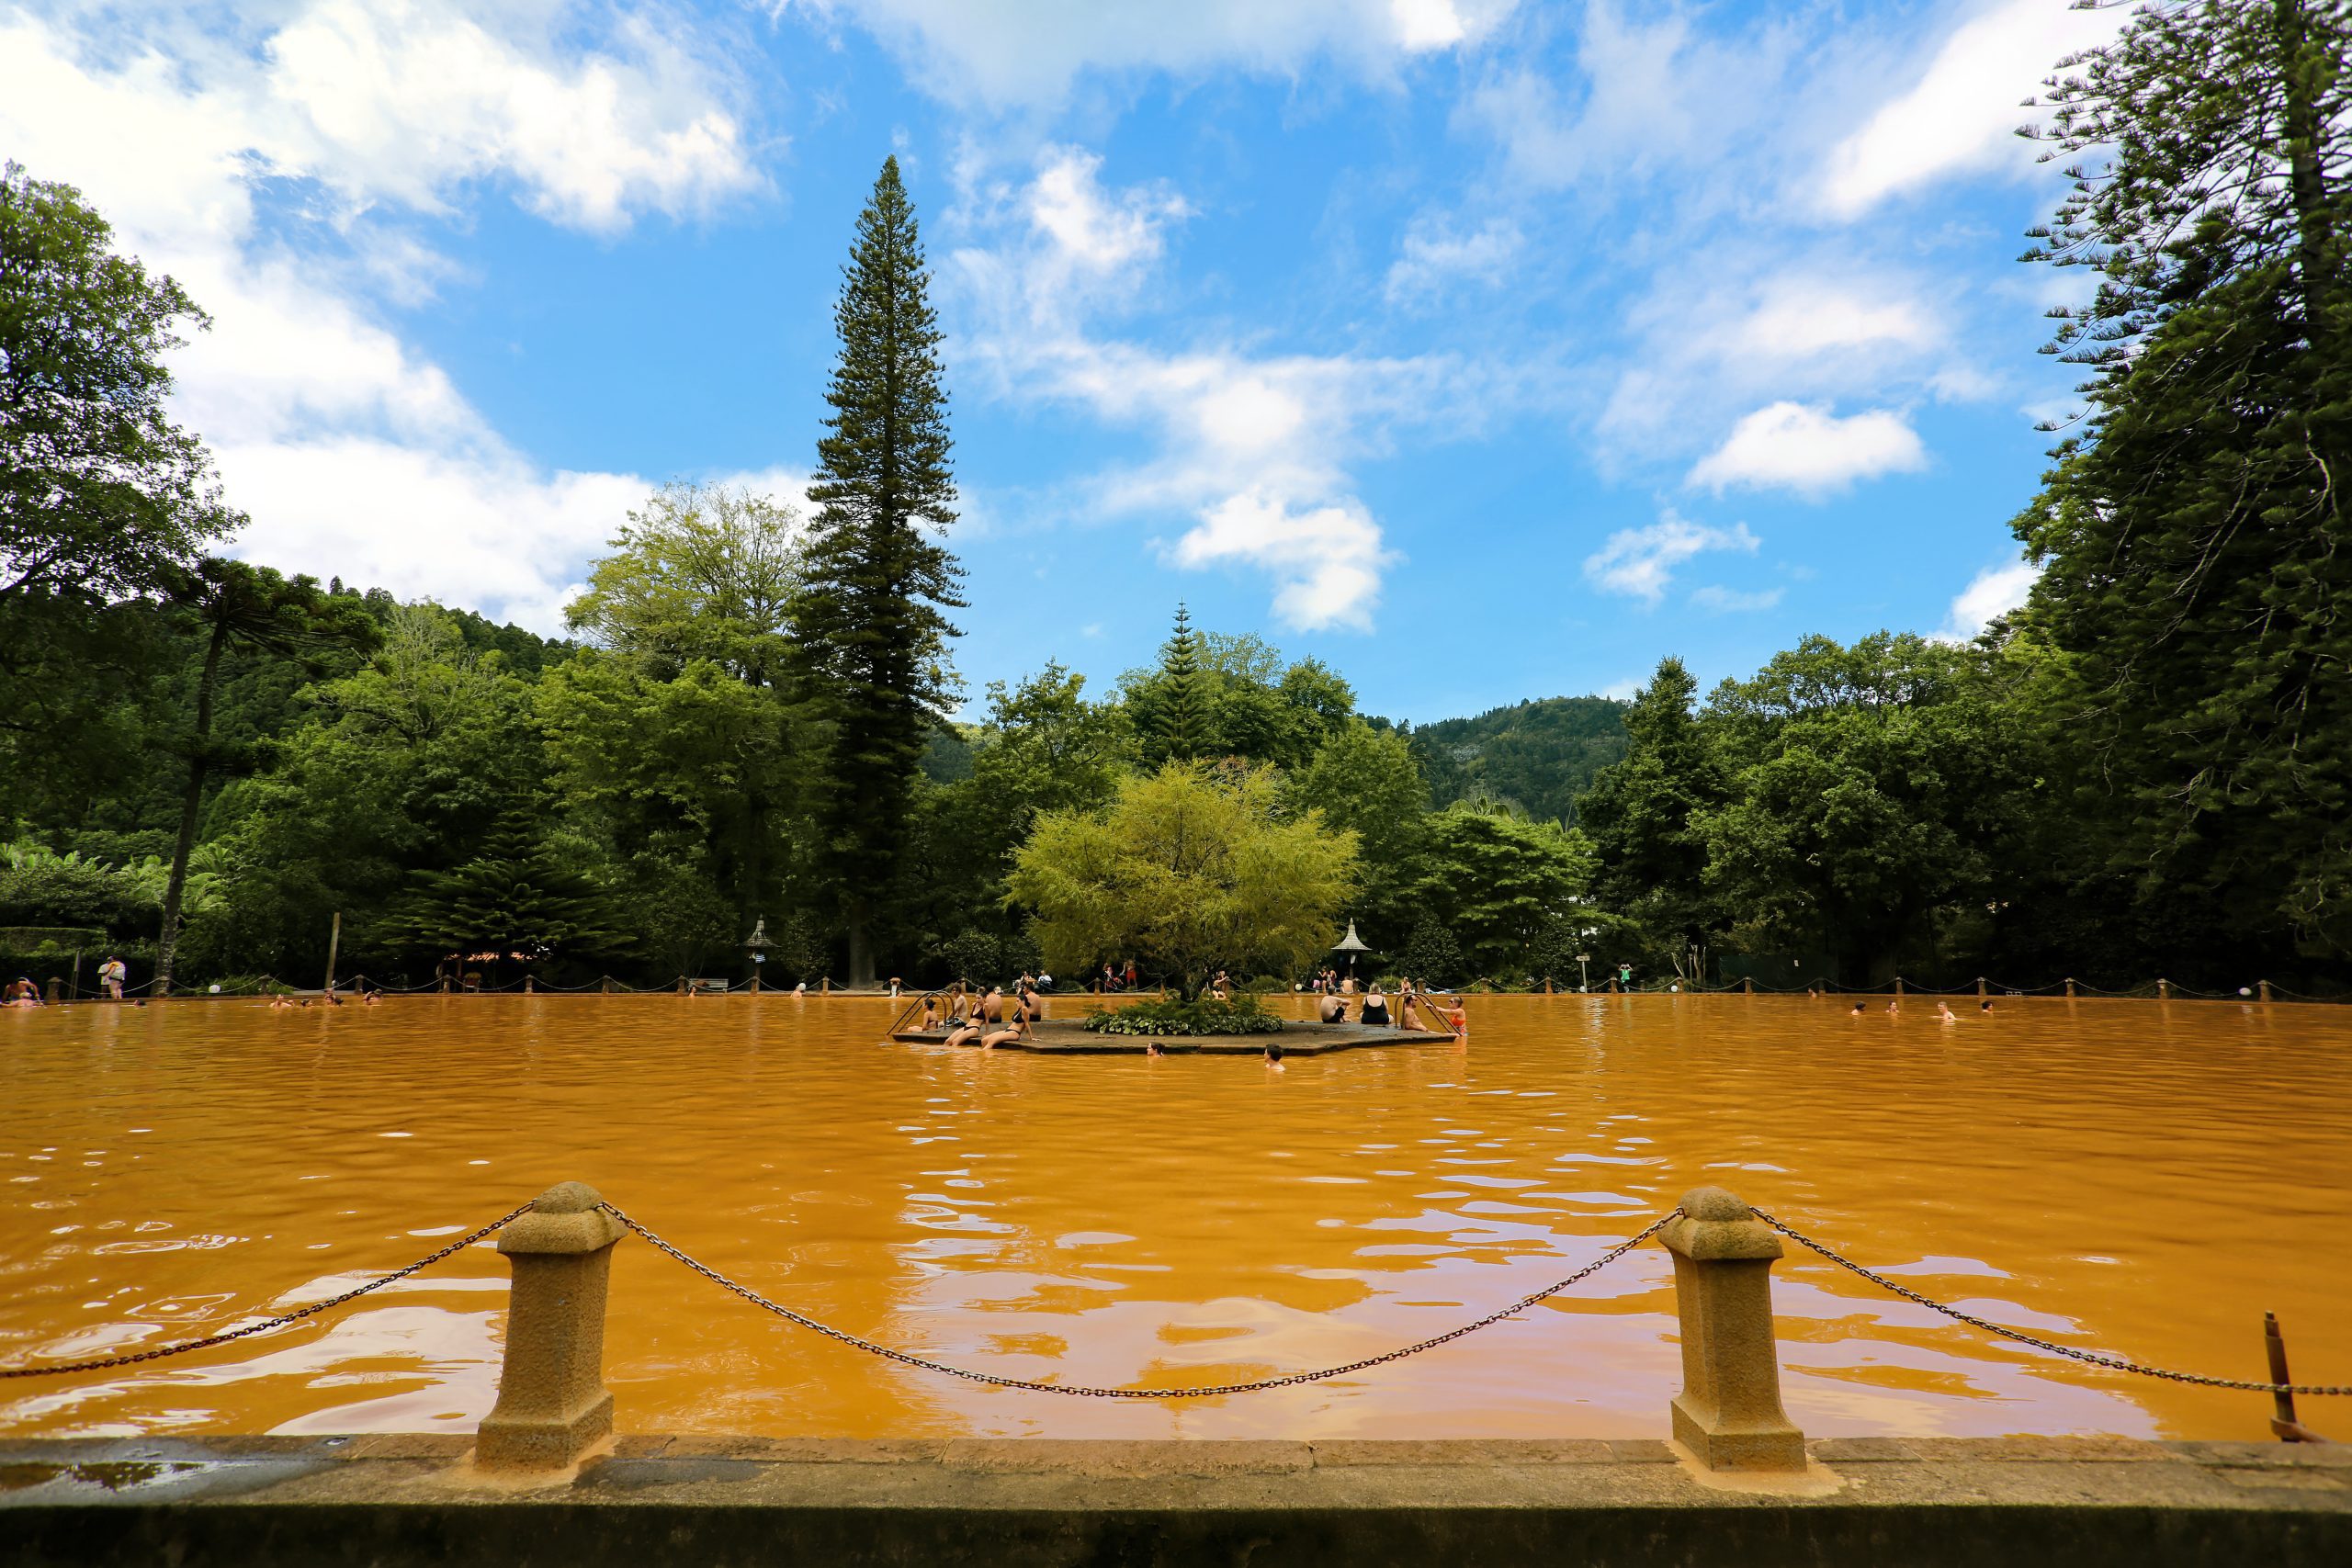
[2,1434,2346,1567]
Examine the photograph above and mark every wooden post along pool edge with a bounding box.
[1660,1187,1806,1473]
[477,1182,626,1471]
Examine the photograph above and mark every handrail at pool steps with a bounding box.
[3,1183,2339,1476]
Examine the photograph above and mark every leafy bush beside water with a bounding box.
[1084,995,1284,1036]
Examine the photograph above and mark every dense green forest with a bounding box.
[1409,698,1629,826]
[4,4,2346,996]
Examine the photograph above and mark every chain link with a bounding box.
[0,1205,531,1380]
[1751,1209,2346,1396]
[604,1203,1677,1399]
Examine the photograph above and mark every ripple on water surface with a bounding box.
[0,994,2344,1442]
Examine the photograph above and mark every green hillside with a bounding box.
[1406,696,1629,825]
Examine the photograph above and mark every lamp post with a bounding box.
[1575,952,1590,992]
[744,918,774,994]
[1332,919,1372,983]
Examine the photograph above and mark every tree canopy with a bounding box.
[1008,763,1358,998]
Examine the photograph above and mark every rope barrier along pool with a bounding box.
[1750,1209,2349,1397]
[599,1202,1680,1399]
[0,1204,532,1380]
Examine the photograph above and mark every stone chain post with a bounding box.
[2258,979,2272,1003]
[1660,1187,1806,1472]
[2157,977,2170,1000]
[2064,977,2076,998]
[477,1182,625,1470]
[1975,976,1986,998]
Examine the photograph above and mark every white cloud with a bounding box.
[1820,0,2126,217]
[0,4,764,630]
[1023,146,1190,288]
[952,151,1495,628]
[1936,558,2040,642]
[1582,513,1758,605]
[264,0,762,231]
[1690,584,1783,614]
[1458,3,1798,194]
[1385,215,1522,305]
[1735,280,1938,360]
[1171,492,1394,632]
[1688,402,1927,498]
[783,0,1515,108]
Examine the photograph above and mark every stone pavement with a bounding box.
[4,1433,2346,1565]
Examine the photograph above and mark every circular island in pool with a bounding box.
[889,1017,1457,1055]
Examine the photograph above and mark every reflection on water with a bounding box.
[0,994,2343,1441]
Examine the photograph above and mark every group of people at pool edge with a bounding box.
[5,955,130,1007]
[922,979,1049,1048]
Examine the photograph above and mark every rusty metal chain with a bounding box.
[1751,1209,2347,1396]
[604,1203,1677,1399]
[0,1204,531,1380]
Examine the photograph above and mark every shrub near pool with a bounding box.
[1084,995,1285,1036]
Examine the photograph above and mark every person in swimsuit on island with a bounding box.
[944,1008,987,1047]
[979,986,1005,1025]
[1360,984,1390,1028]
[1018,984,1046,1024]
[1318,990,1348,1023]
[981,1011,1028,1050]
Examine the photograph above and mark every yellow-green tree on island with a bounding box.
[1007,762,1358,1000]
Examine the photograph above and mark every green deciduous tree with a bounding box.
[1289,717,1428,940]
[1576,659,1727,968]
[1408,803,1595,980]
[154,558,379,991]
[1008,762,1357,999]
[1695,633,2036,983]
[793,156,965,987]
[2016,0,2352,956]
[1,163,228,604]
[566,482,801,683]
[1397,919,1464,987]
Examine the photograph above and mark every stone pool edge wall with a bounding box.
[4,1435,2346,1567]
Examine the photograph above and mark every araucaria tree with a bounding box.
[794,156,964,986]
[1130,603,1215,764]
[2016,0,2351,957]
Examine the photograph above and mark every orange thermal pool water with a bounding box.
[1,993,2345,1443]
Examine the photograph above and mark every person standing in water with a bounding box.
[98,955,126,1000]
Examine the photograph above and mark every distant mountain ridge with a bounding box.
[1407,696,1630,826]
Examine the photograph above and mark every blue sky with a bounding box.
[2,0,2125,721]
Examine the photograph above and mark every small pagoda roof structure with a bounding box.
[1333,919,1372,954]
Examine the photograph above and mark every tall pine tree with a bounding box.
[1133,602,1215,764]
[2014,0,2351,958]
[794,156,964,986]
